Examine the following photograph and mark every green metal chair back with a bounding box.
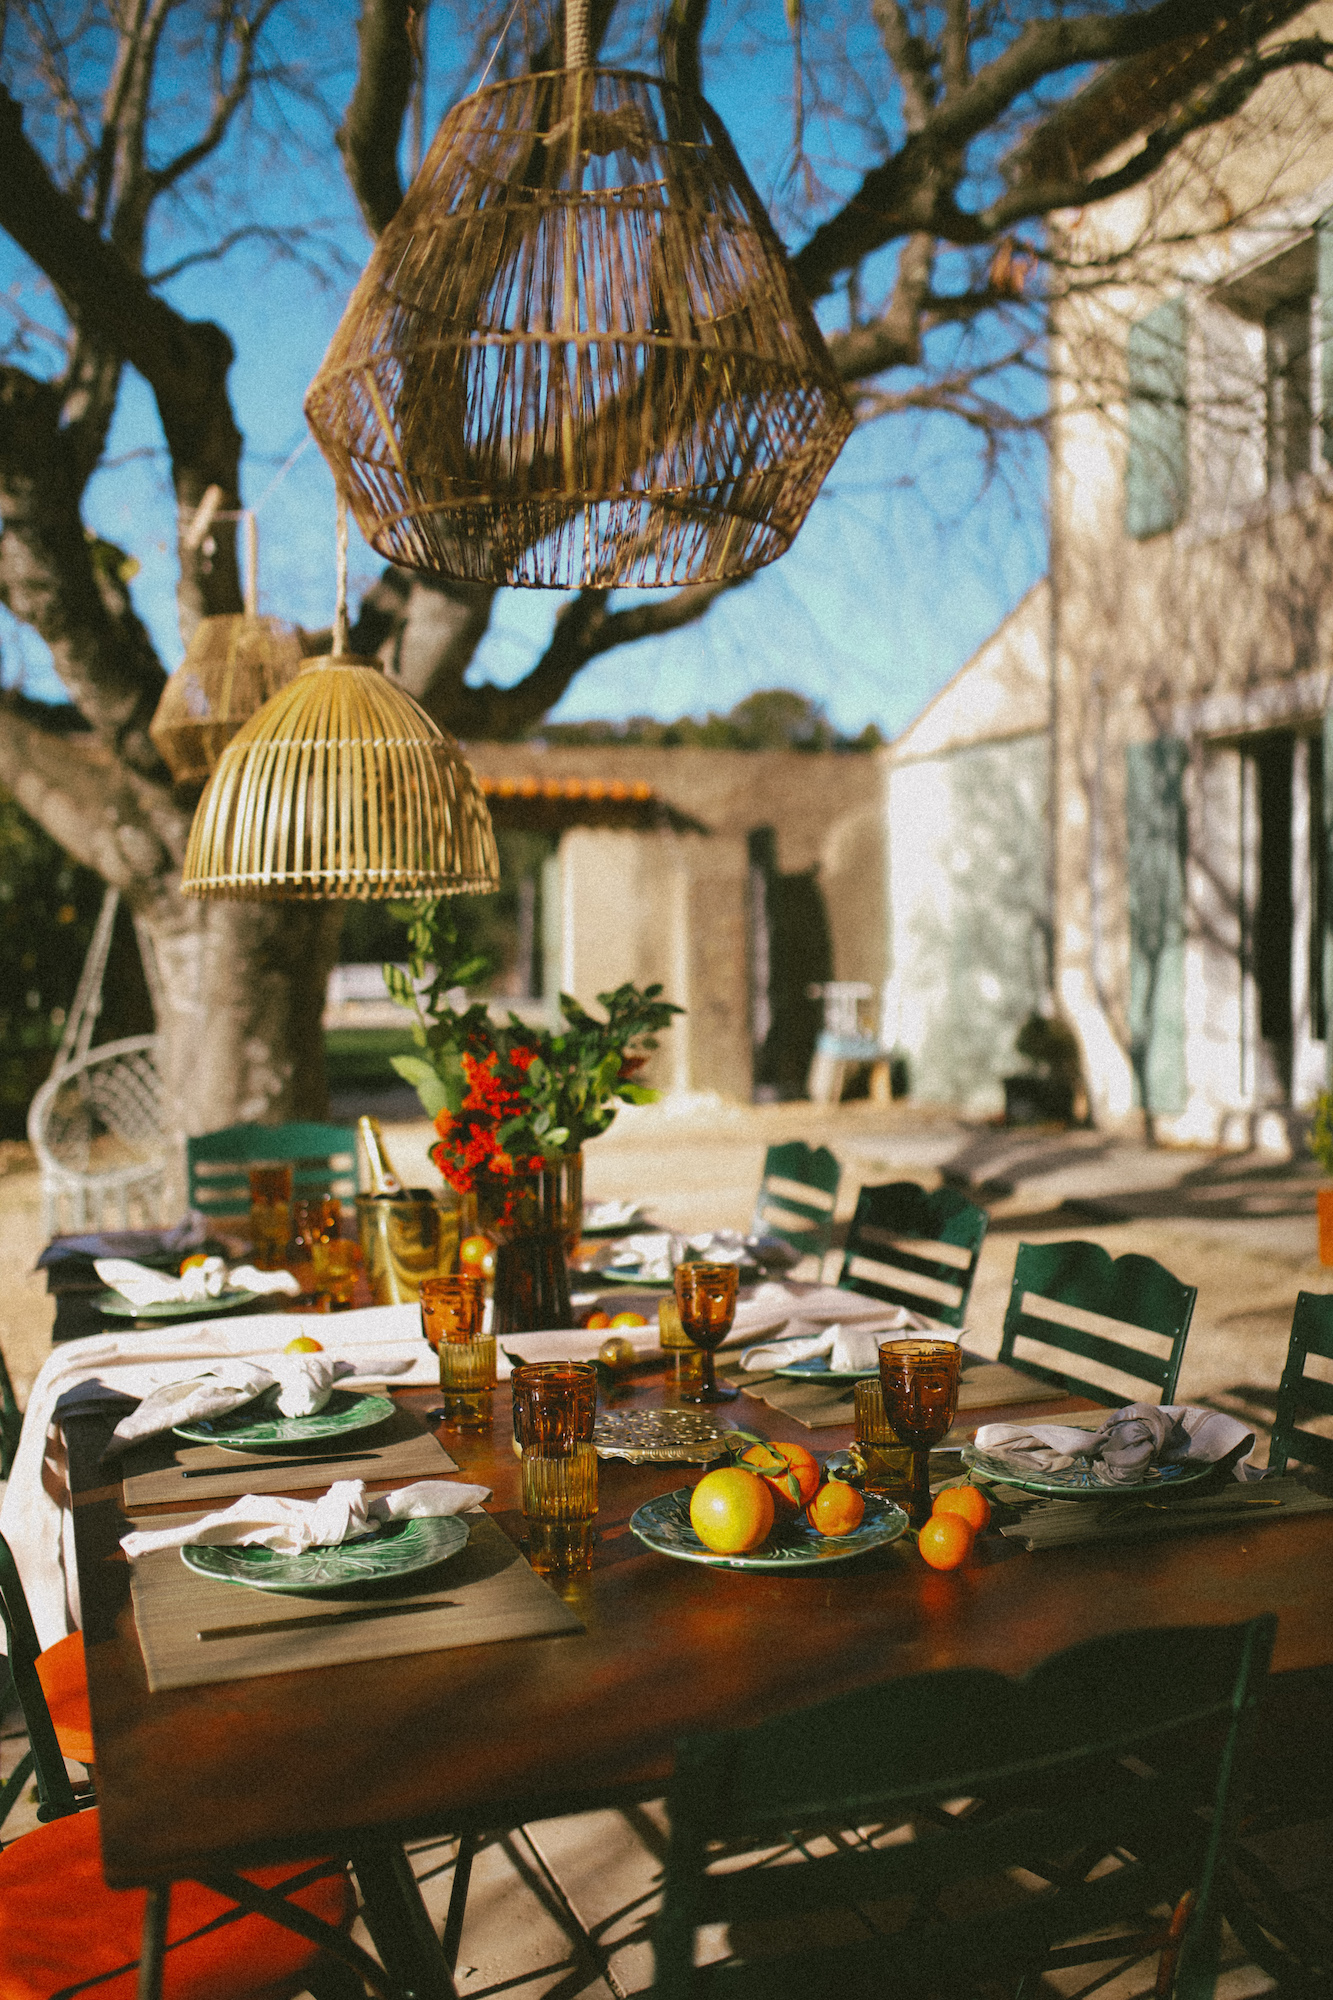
[837,1180,987,1328]
[750,1142,841,1262]
[1269,1291,1333,1476]
[0,1530,87,1826]
[0,1347,22,1480]
[186,1122,358,1218]
[1000,1239,1196,1407]
[651,1615,1275,2000]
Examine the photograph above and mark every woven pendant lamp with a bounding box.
[180,507,500,901]
[151,515,303,784]
[303,3,853,589]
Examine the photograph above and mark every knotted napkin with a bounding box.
[119,1476,492,1559]
[972,1404,1256,1486]
[95,1256,301,1308]
[741,1308,941,1373]
[106,1353,357,1450]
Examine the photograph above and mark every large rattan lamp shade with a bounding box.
[303,66,854,589]
[180,655,500,900]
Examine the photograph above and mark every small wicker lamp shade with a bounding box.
[303,67,854,588]
[180,656,500,900]
[150,614,304,784]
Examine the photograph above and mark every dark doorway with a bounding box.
[748,827,831,1101]
[1250,732,1294,1099]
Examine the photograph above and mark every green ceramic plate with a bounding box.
[630,1487,908,1571]
[173,1388,396,1452]
[769,1355,878,1383]
[180,1515,470,1593]
[961,1443,1226,1499]
[97,1288,262,1322]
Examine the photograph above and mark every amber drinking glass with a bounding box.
[248,1162,293,1270]
[877,1338,962,1526]
[310,1234,361,1308]
[673,1262,740,1404]
[851,1379,912,1494]
[422,1274,493,1428]
[511,1363,598,1575]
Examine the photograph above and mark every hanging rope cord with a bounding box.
[333,493,349,658]
[565,0,589,67]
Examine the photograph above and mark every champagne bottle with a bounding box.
[358,1115,406,1198]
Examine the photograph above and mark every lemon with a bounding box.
[284,1334,324,1354]
[609,1310,647,1327]
[688,1467,775,1554]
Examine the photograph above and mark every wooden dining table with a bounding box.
[61,1357,1333,1996]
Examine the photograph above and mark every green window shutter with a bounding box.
[1127,738,1187,1115]
[1318,210,1333,469]
[1125,299,1188,539]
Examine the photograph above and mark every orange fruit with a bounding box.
[933,1484,991,1534]
[584,1309,612,1330]
[458,1233,497,1280]
[610,1310,647,1327]
[179,1253,209,1274]
[689,1467,775,1554]
[917,1514,974,1570]
[740,1440,821,1515]
[284,1334,324,1354]
[808,1478,865,1537]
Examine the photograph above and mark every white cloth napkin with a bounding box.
[95,1257,301,1307]
[119,1477,492,1560]
[583,1199,644,1231]
[740,1308,941,1372]
[106,1352,351,1449]
[972,1404,1257,1486]
[607,1230,751,1281]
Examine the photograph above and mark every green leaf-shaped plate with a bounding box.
[630,1488,908,1571]
[173,1388,396,1452]
[97,1289,262,1322]
[961,1443,1225,1499]
[181,1515,470,1593]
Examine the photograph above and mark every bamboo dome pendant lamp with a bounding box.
[151,512,304,785]
[302,0,854,588]
[180,503,500,900]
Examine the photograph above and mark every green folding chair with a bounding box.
[186,1121,358,1219]
[0,1529,90,1831]
[837,1180,987,1328]
[750,1142,841,1264]
[651,1616,1276,2000]
[0,1347,22,1480]
[999,1239,1196,1407]
[1269,1290,1333,1476]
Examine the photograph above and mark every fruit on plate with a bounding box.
[458,1233,497,1281]
[597,1334,637,1373]
[284,1334,324,1354]
[179,1253,209,1275]
[689,1467,775,1554]
[917,1513,974,1570]
[807,1478,865,1537]
[740,1440,820,1515]
[932,1484,991,1534]
[583,1309,612,1330]
[609,1310,647,1327]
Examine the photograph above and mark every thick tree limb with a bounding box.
[660,0,708,98]
[338,0,414,237]
[0,365,168,776]
[0,696,185,891]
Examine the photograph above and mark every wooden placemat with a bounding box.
[997,1477,1333,1550]
[120,1400,458,1507]
[724,1357,1067,1431]
[128,1510,582,1690]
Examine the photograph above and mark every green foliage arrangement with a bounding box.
[382,899,681,1195]
[1308,1092,1333,1175]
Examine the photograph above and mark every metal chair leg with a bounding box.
[136,1884,169,2000]
[441,1834,477,1973]
[349,1840,459,2000]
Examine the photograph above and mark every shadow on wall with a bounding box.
[909,739,1050,1111]
[749,828,831,1101]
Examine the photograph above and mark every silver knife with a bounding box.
[196,1597,458,1641]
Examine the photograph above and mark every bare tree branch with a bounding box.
[0,691,186,889]
[660,0,708,98]
[870,0,936,132]
[338,0,414,237]
[148,0,285,200]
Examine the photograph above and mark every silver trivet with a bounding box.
[593,1408,730,1464]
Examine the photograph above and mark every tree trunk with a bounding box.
[136,898,344,1135]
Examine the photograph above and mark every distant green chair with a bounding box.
[186,1122,358,1219]
[837,1181,987,1328]
[750,1142,841,1265]
[1269,1291,1333,1476]
[999,1239,1196,1407]
[0,1347,22,1479]
[650,1615,1276,2000]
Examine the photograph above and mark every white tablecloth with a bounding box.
[0,1303,433,1649]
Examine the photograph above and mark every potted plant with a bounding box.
[1307,1092,1333,1266]
[383,898,681,1248]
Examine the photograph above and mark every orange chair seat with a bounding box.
[0,1806,354,2000]
[34,1629,94,1766]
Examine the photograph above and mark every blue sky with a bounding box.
[0,1,1048,741]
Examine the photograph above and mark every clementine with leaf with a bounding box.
[740,1440,820,1515]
